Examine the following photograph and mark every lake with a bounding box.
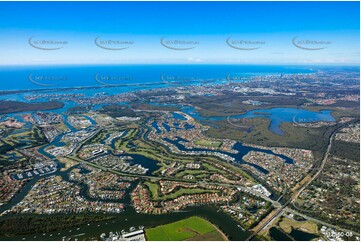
[181,106,335,135]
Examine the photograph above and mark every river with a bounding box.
[0,112,251,241]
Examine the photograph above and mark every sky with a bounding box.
[0,1,359,65]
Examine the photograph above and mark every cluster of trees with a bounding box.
[331,140,359,161]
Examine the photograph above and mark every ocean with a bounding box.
[0,64,314,92]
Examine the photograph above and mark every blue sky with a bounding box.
[0,1,359,65]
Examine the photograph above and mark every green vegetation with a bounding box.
[294,154,360,232]
[99,105,137,118]
[0,126,47,166]
[330,140,360,161]
[144,181,159,198]
[206,117,337,158]
[278,217,318,235]
[110,126,252,183]
[188,94,359,120]
[187,93,358,156]
[195,139,222,147]
[146,216,226,241]
[86,129,109,144]
[305,105,359,120]
[188,94,306,117]
[67,105,91,114]
[202,163,227,174]
[0,101,64,115]
[159,188,217,201]
[131,103,180,112]
[175,169,209,178]
[268,217,320,241]
[144,181,217,201]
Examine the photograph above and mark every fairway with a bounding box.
[145,216,227,241]
[195,139,222,148]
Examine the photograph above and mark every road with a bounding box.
[63,120,358,240]
[66,123,279,205]
[289,125,336,202]
[67,155,279,205]
[285,208,360,236]
[245,122,354,240]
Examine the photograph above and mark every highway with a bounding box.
[285,208,360,237]
[245,122,355,240]
[66,121,358,240]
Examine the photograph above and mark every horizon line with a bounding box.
[0,63,359,67]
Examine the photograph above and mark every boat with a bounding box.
[237,225,245,231]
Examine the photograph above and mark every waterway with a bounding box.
[180,106,335,135]
[0,65,314,92]
[0,65,328,240]
[269,227,293,241]
[164,137,295,174]
[269,227,319,241]
[0,111,251,241]
[0,205,250,241]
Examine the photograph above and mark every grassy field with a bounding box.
[278,217,318,235]
[144,181,159,198]
[144,181,216,201]
[194,139,222,148]
[58,157,78,171]
[159,188,216,201]
[146,216,227,241]
[175,169,210,178]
